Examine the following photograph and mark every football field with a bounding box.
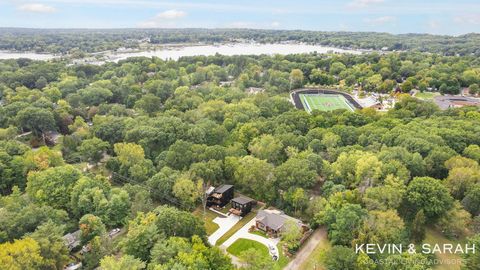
[299,94,354,112]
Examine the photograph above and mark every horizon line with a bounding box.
[0,27,478,37]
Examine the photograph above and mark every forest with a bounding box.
[1,28,480,56]
[0,50,480,270]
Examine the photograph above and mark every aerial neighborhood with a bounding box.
[0,19,480,270]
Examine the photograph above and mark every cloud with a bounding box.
[347,0,384,8]
[454,14,480,25]
[271,21,280,27]
[138,9,187,28]
[17,3,57,13]
[364,16,395,25]
[156,9,187,19]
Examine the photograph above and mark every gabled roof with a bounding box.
[256,210,288,231]
[214,184,233,194]
[256,209,303,231]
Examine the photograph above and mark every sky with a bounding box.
[0,0,479,35]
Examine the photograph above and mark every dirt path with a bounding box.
[284,228,327,270]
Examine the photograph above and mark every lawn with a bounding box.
[415,91,440,100]
[298,230,331,270]
[226,239,289,270]
[274,243,290,270]
[250,230,268,238]
[193,207,220,235]
[424,228,464,270]
[226,238,269,257]
[300,93,354,112]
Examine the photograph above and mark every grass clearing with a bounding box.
[300,93,354,112]
[424,228,464,270]
[226,239,289,270]
[415,91,440,100]
[274,243,290,270]
[193,207,220,235]
[250,230,268,238]
[226,238,270,257]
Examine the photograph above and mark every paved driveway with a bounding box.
[221,218,280,259]
[208,214,241,245]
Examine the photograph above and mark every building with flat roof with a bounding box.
[230,196,256,216]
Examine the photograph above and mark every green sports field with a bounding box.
[300,94,354,112]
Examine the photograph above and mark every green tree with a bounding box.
[226,156,275,201]
[16,107,56,138]
[324,245,357,270]
[153,205,206,239]
[411,210,426,243]
[121,212,159,262]
[100,255,146,270]
[404,177,454,220]
[281,219,303,252]
[354,210,406,247]
[172,176,200,210]
[463,145,480,163]
[248,134,284,164]
[79,214,106,244]
[78,137,109,164]
[134,93,162,116]
[29,221,69,270]
[114,142,145,167]
[462,234,480,269]
[239,248,273,270]
[0,238,46,270]
[26,165,82,210]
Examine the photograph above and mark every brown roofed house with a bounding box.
[255,209,305,237]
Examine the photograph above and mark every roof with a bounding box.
[232,196,255,205]
[214,184,233,194]
[256,209,303,231]
[256,210,288,231]
[63,230,81,248]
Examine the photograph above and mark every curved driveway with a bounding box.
[221,218,281,258]
[208,214,241,245]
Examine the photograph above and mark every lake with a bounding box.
[0,51,56,60]
[0,43,363,62]
[108,43,362,62]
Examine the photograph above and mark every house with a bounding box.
[229,196,256,216]
[255,209,305,237]
[63,230,81,251]
[246,87,265,95]
[206,184,234,208]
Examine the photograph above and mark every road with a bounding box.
[284,227,327,270]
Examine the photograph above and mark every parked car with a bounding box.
[268,244,278,261]
[80,244,91,255]
[108,228,121,237]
